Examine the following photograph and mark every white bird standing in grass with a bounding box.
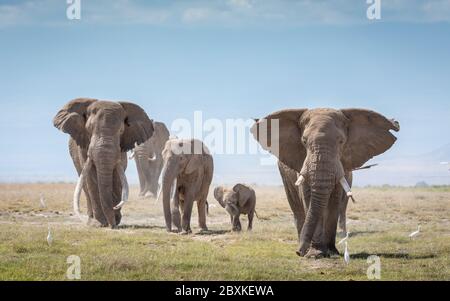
[338,232,350,245]
[409,225,421,239]
[344,241,350,264]
[39,193,46,208]
[47,226,53,246]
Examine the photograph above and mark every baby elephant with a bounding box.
[214,184,256,231]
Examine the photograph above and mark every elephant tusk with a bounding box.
[295,174,305,186]
[170,177,177,202]
[339,177,356,203]
[155,185,162,204]
[73,158,92,223]
[114,163,129,210]
[155,171,163,204]
[148,152,157,161]
[128,150,135,160]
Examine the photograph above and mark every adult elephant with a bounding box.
[251,108,399,258]
[53,98,154,228]
[157,138,214,234]
[130,122,170,198]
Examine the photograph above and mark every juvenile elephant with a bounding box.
[130,121,170,198]
[53,98,154,228]
[214,184,256,231]
[251,108,399,258]
[156,138,214,234]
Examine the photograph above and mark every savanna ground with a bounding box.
[0,183,449,280]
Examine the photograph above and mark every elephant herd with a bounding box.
[54,99,400,258]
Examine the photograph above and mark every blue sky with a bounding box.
[1,0,450,185]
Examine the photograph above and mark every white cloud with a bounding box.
[182,7,213,23]
[1,0,450,28]
[228,0,254,9]
[423,0,450,22]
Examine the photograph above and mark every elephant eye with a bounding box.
[301,137,307,145]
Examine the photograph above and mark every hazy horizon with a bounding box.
[1,0,450,186]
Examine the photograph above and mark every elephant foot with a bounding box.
[327,245,340,256]
[296,243,310,257]
[304,247,328,259]
[172,227,182,233]
[181,229,192,235]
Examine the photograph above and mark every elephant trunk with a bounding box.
[92,138,121,228]
[159,158,179,232]
[216,197,226,208]
[298,146,335,255]
[225,203,239,216]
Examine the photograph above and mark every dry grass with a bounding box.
[0,184,449,280]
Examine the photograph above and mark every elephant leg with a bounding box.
[278,161,305,242]
[143,168,153,197]
[232,215,242,232]
[171,192,182,232]
[247,211,254,231]
[197,200,208,232]
[181,192,194,234]
[338,195,348,235]
[135,159,146,197]
[323,188,341,256]
[150,161,162,197]
[338,172,352,235]
[112,168,123,226]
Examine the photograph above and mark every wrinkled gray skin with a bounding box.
[252,108,399,258]
[278,161,352,238]
[54,98,154,228]
[132,122,170,198]
[214,184,256,231]
[158,138,214,234]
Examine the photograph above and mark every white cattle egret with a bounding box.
[47,226,53,246]
[344,241,350,264]
[338,232,350,245]
[39,193,46,208]
[409,225,421,239]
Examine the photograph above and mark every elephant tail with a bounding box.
[255,210,261,219]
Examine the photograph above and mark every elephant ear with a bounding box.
[119,102,154,152]
[53,98,97,148]
[250,109,307,172]
[341,109,400,170]
[214,187,225,207]
[233,184,252,207]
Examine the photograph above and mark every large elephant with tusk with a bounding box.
[53,98,154,228]
[129,121,170,198]
[251,108,399,258]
